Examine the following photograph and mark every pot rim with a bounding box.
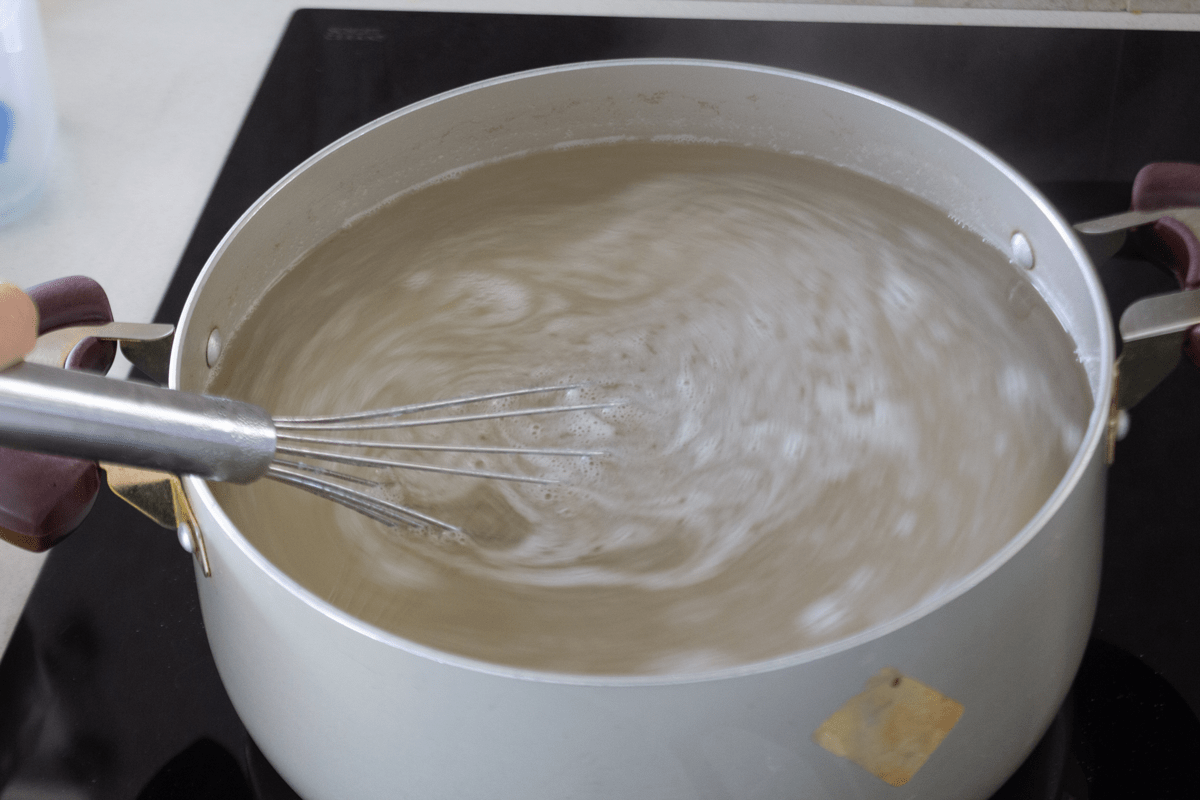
[173,57,1116,688]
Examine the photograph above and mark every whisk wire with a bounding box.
[270,457,380,487]
[275,402,613,432]
[274,383,590,425]
[266,384,617,531]
[267,463,463,532]
[274,443,558,484]
[276,432,604,457]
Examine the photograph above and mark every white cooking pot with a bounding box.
[171,60,1114,800]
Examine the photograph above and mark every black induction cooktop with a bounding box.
[2,9,1200,800]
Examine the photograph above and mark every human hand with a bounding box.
[0,283,38,370]
[1,278,108,552]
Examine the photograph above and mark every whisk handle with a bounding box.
[0,361,276,484]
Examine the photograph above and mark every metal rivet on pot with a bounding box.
[1116,408,1130,441]
[177,523,194,554]
[1011,231,1035,270]
[206,327,222,368]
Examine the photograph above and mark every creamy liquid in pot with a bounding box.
[208,142,1092,675]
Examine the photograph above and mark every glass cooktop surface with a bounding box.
[2,9,1200,800]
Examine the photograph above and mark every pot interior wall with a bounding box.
[174,61,1111,409]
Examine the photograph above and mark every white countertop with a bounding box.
[3,0,1199,657]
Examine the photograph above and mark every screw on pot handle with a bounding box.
[0,276,116,552]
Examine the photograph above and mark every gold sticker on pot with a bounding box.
[813,667,964,786]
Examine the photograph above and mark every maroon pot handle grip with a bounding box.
[0,276,114,552]
[1130,163,1200,366]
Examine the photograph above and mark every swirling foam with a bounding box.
[208,142,1091,674]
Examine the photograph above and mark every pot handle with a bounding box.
[1130,163,1200,366]
[0,279,206,569]
[0,277,115,552]
[1074,163,1200,412]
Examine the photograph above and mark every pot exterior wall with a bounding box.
[176,61,1116,800]
[190,446,1103,800]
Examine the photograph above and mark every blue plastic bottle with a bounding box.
[0,0,55,227]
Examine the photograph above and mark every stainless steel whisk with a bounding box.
[0,361,611,533]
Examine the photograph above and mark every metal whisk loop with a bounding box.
[267,462,464,532]
[266,384,616,532]
[274,384,592,426]
[277,402,614,432]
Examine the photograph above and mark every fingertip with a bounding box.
[0,282,40,367]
